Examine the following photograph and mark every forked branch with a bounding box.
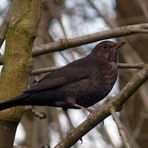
[54,66,148,148]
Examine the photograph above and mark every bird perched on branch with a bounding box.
[0,41,125,112]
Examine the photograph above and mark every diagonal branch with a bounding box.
[54,66,148,148]
[32,23,148,57]
[1,23,148,65]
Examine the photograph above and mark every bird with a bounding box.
[0,41,125,112]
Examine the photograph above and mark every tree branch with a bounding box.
[110,108,131,148]
[1,23,148,65]
[32,23,148,57]
[54,66,148,148]
[118,63,146,69]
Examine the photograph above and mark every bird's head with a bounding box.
[91,41,125,62]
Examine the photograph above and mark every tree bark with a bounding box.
[0,0,41,147]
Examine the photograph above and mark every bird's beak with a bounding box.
[113,42,126,49]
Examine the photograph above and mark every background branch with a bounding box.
[110,108,131,148]
[0,23,148,65]
[118,63,146,69]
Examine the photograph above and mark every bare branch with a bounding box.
[54,66,148,148]
[110,108,131,148]
[31,66,59,75]
[118,63,146,69]
[32,23,148,57]
[1,23,148,65]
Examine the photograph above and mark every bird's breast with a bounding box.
[100,62,118,94]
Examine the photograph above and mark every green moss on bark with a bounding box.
[0,0,41,147]
[0,0,41,121]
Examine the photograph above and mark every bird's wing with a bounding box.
[24,59,93,93]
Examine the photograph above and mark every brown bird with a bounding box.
[0,41,125,112]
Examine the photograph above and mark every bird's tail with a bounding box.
[0,93,29,111]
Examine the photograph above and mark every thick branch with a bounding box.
[54,66,148,148]
[32,23,148,57]
[0,0,41,147]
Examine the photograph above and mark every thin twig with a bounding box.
[63,109,75,130]
[57,18,71,63]
[110,108,131,148]
[31,66,59,75]
[133,112,144,139]
[97,126,116,148]
[54,66,148,148]
[118,63,146,69]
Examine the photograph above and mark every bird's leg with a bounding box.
[73,103,95,114]
[66,97,95,114]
